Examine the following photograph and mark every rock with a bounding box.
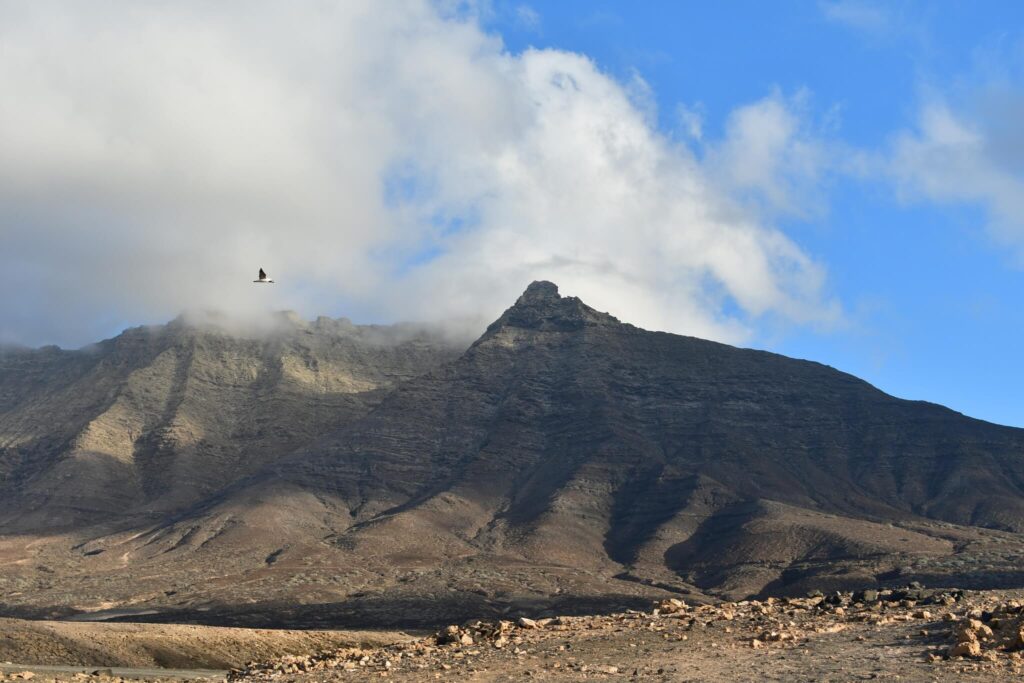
[1011,627,1024,650]
[913,610,932,619]
[949,640,981,658]
[751,639,764,649]
[861,590,879,603]
[954,626,977,644]
[655,598,687,614]
[436,625,462,644]
[459,633,474,646]
[517,617,539,629]
[823,592,844,606]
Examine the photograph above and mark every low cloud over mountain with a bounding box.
[0,1,839,348]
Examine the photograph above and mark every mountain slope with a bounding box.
[0,313,463,531]
[247,281,1024,593]
[1,282,1023,626]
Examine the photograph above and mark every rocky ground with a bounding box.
[5,586,1024,681]
[0,666,220,683]
[228,586,1024,682]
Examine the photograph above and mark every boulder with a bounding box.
[948,639,981,658]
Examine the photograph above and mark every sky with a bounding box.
[1,1,1023,427]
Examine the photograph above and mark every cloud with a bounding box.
[706,92,833,219]
[675,103,704,142]
[891,94,1024,259]
[514,4,540,30]
[820,0,892,34]
[0,1,839,348]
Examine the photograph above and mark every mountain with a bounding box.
[0,313,463,531]
[2,283,1024,628]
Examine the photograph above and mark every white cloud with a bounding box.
[891,97,1024,259]
[514,4,540,30]
[820,0,892,34]
[675,103,704,142]
[707,92,832,219]
[0,1,839,347]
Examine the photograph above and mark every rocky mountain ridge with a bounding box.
[1,282,1023,627]
[0,313,463,530]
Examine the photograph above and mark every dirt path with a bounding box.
[0,663,223,681]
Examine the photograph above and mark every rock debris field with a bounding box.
[3,586,1024,681]
[226,586,1024,682]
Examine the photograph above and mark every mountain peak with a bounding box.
[483,281,620,336]
[520,280,561,302]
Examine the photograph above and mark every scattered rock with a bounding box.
[231,585,1024,680]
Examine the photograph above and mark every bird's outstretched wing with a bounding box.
[258,268,266,280]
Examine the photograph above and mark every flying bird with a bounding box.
[253,268,275,283]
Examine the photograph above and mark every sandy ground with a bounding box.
[0,619,410,671]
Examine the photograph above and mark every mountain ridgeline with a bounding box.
[1,282,1023,627]
[0,313,463,530]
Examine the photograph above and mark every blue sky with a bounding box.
[478,1,1024,427]
[1,1,1022,428]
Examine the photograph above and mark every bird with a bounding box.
[253,267,275,283]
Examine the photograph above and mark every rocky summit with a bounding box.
[2,282,1024,628]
